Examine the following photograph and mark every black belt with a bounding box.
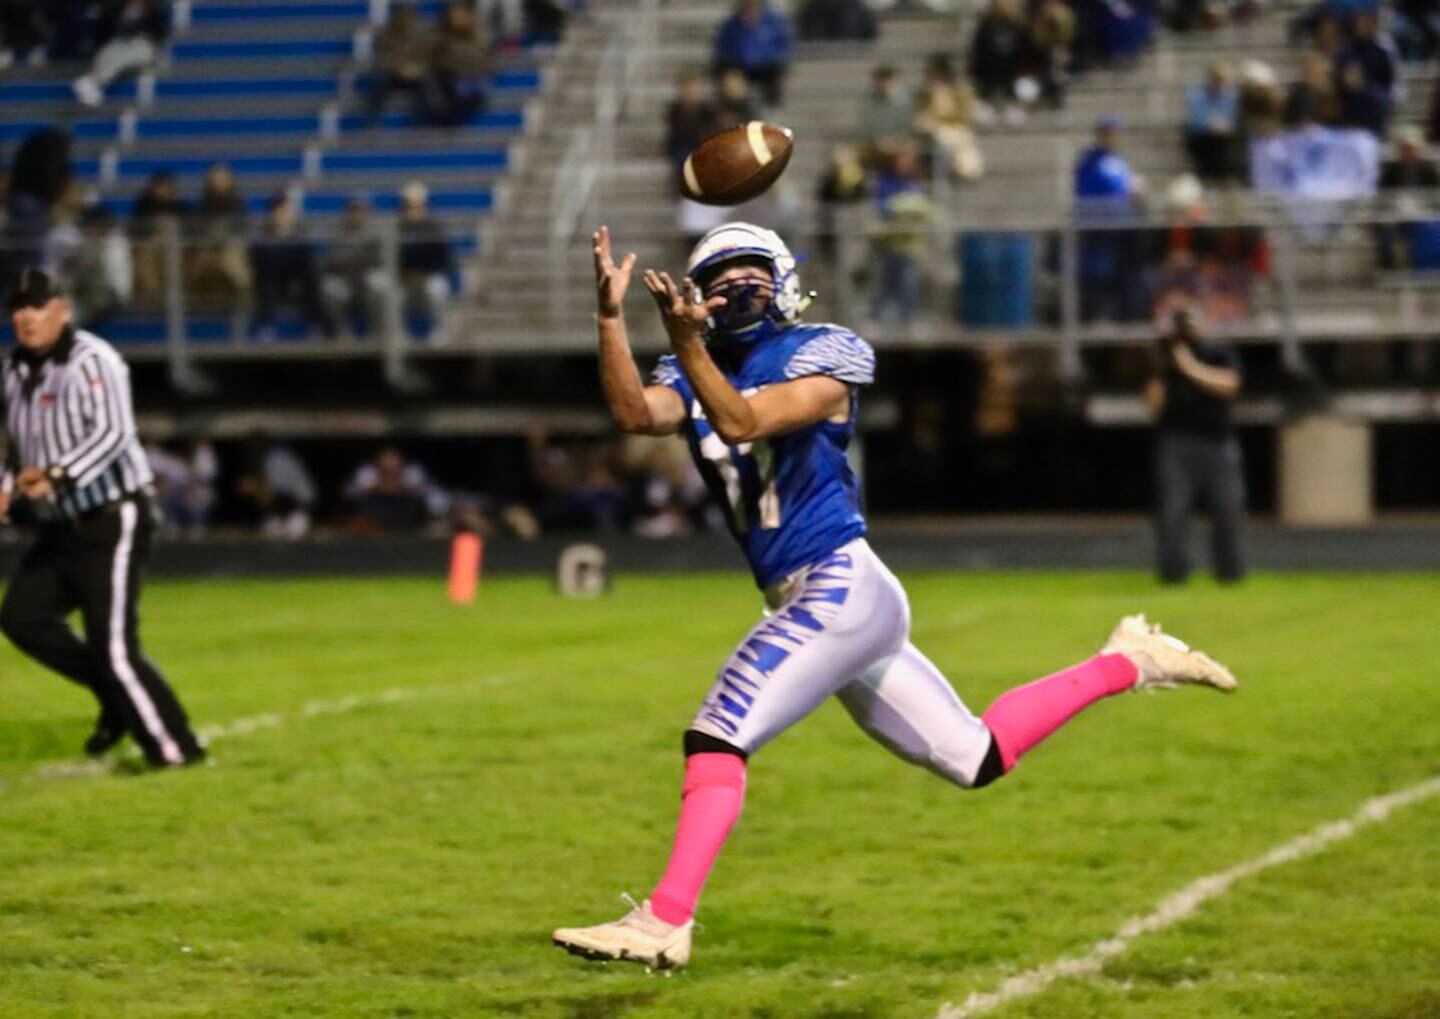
[64,488,155,526]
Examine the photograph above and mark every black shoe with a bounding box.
[83,718,127,758]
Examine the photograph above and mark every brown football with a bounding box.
[680,121,795,207]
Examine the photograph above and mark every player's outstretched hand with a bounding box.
[593,226,636,319]
[643,269,726,346]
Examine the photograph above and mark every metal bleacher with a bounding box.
[459,0,1440,401]
[1,0,548,365]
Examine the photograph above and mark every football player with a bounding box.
[552,223,1238,969]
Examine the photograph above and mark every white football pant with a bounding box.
[689,538,995,787]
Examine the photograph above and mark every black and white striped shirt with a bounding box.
[2,327,153,521]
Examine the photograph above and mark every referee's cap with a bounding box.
[5,267,66,312]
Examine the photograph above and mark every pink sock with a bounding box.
[649,753,747,926]
[981,653,1138,772]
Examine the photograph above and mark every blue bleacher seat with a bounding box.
[191,2,446,21]
[0,119,121,143]
[75,154,307,179]
[339,109,525,133]
[171,40,353,62]
[1,70,539,106]
[97,191,492,216]
[323,149,506,173]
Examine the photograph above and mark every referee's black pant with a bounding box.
[1,494,203,766]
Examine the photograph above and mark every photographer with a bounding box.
[1144,300,1246,584]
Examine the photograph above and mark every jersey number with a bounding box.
[695,396,780,532]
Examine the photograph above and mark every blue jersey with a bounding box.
[651,323,875,589]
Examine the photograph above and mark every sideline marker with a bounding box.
[449,532,483,604]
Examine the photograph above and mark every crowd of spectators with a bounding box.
[1,127,458,342]
[116,433,719,542]
[366,1,491,128]
[1074,116,1271,325]
[363,0,582,127]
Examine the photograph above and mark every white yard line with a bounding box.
[1,676,511,791]
[936,774,1440,1019]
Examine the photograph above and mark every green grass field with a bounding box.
[1,569,1438,1019]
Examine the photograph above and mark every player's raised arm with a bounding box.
[643,269,848,445]
[593,227,686,436]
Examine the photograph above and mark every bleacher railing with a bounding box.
[547,0,660,323]
[10,195,1440,386]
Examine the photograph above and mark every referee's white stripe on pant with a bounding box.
[109,501,183,765]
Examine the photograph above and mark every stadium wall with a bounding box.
[2,522,1436,580]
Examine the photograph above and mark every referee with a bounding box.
[1,269,204,768]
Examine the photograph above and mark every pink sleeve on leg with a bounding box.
[650,753,747,926]
[981,653,1138,771]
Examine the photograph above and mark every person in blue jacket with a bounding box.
[713,0,793,108]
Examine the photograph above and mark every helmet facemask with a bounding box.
[696,256,776,338]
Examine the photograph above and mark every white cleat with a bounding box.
[552,895,693,970]
[1102,614,1238,692]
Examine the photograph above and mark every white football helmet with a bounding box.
[685,222,805,344]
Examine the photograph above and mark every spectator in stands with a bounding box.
[712,0,794,108]
[671,72,760,246]
[7,127,70,233]
[869,144,936,330]
[796,0,877,41]
[236,433,317,540]
[1075,116,1137,202]
[913,53,984,181]
[423,0,490,128]
[527,430,629,533]
[129,169,186,306]
[1336,57,1389,137]
[366,1,433,126]
[1375,125,1440,271]
[1428,72,1440,144]
[665,71,717,174]
[72,0,170,108]
[1284,52,1340,128]
[1148,175,1266,323]
[619,434,714,538]
[713,68,762,129]
[1185,62,1240,183]
[968,0,1031,125]
[0,0,49,69]
[321,197,388,339]
[397,180,453,343]
[1238,58,1284,139]
[815,143,868,259]
[188,162,252,310]
[345,445,450,533]
[1075,116,1147,322]
[1340,11,1400,108]
[249,192,337,342]
[1144,299,1246,585]
[1148,173,1210,304]
[148,437,219,536]
[48,0,95,62]
[59,206,133,328]
[1392,0,1440,61]
[915,54,984,181]
[1026,0,1075,110]
[523,0,572,44]
[857,65,913,167]
[1381,124,1440,192]
[41,182,89,285]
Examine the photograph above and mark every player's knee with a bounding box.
[929,733,1006,791]
[968,735,1007,790]
[682,729,748,760]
